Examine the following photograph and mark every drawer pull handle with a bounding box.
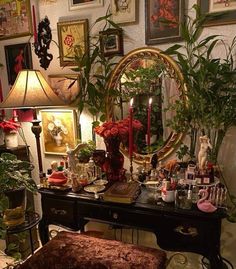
[51,208,67,215]
[175,226,198,237]
[113,212,118,219]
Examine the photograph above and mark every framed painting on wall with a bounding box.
[99,28,124,57]
[145,0,184,45]
[40,109,77,155]
[0,0,32,40]
[57,19,89,67]
[68,0,103,11]
[198,0,236,26]
[110,0,138,24]
[4,43,33,86]
[48,74,80,105]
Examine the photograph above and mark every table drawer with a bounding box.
[77,203,162,229]
[42,197,78,229]
[157,215,211,253]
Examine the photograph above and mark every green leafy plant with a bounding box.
[165,4,236,162]
[176,144,190,163]
[164,4,236,222]
[77,140,96,163]
[70,12,123,123]
[0,153,37,258]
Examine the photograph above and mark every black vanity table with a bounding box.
[38,186,227,269]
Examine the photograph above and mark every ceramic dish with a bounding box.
[84,185,105,193]
[93,179,108,186]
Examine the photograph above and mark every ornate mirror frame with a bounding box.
[107,47,185,164]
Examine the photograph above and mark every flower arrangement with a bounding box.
[48,118,68,137]
[94,117,142,142]
[0,118,21,134]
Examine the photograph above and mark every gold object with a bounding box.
[107,47,185,164]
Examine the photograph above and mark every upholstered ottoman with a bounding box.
[17,231,166,269]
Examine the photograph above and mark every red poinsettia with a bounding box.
[0,118,21,133]
[94,117,142,142]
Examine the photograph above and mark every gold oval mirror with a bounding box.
[108,47,185,164]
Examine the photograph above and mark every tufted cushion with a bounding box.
[17,231,166,269]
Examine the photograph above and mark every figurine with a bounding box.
[198,135,212,170]
[66,142,88,173]
[197,189,217,213]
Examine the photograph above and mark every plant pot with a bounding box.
[4,132,18,149]
[3,187,26,228]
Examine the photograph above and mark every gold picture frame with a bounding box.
[40,109,77,155]
[68,0,103,10]
[0,0,32,40]
[110,0,138,25]
[57,19,89,67]
[48,74,80,105]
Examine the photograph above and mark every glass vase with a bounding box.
[104,137,125,181]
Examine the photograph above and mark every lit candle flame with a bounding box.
[149,98,152,106]
[130,98,134,107]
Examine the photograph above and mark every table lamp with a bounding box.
[0,69,66,175]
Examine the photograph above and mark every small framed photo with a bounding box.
[99,28,124,57]
[4,43,33,85]
[68,0,103,11]
[0,0,32,40]
[110,0,138,25]
[57,19,89,67]
[48,74,80,105]
[145,0,184,45]
[40,109,77,155]
[198,0,236,26]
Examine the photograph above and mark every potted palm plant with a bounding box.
[165,4,236,162]
[164,4,236,221]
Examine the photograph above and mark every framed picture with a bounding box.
[40,109,77,155]
[99,28,124,57]
[145,0,184,45]
[68,0,103,11]
[57,19,89,67]
[198,0,236,26]
[48,74,80,105]
[110,0,138,25]
[0,0,32,40]
[4,43,33,85]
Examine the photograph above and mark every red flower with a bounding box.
[94,117,142,143]
[64,35,75,48]
[0,118,21,133]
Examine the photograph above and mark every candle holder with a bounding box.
[128,154,133,183]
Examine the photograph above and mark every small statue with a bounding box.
[198,135,212,170]
[66,142,87,173]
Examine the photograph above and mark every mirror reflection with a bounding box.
[109,47,184,163]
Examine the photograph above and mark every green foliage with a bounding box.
[71,12,123,122]
[165,4,236,162]
[176,144,190,162]
[77,140,96,163]
[0,153,37,193]
[0,152,37,255]
[121,60,165,99]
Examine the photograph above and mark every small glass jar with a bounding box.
[175,188,192,209]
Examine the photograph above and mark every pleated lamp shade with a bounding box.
[0,70,65,109]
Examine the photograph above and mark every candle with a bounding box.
[147,97,152,148]
[129,98,134,159]
[0,79,5,118]
[32,5,37,43]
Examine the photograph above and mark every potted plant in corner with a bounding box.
[164,4,236,221]
[0,152,37,239]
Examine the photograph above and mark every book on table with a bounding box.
[102,181,140,204]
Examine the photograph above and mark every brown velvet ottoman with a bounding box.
[17,231,166,269]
